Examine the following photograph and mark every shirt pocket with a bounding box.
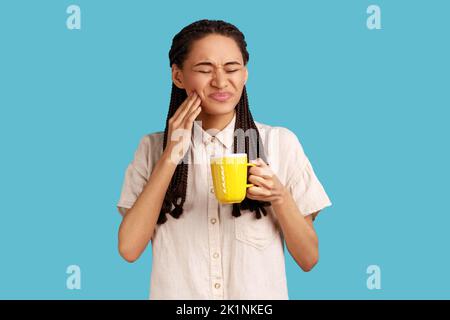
[234,209,279,250]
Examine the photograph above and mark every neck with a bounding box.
[196,110,236,132]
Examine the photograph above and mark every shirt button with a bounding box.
[210,187,215,194]
[210,218,217,224]
[213,252,219,259]
[214,283,221,289]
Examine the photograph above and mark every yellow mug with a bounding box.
[210,153,256,204]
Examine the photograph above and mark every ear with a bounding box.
[171,64,185,89]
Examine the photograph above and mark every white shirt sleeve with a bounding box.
[287,157,332,217]
[282,128,332,218]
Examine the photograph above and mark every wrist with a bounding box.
[271,186,289,208]
[161,147,180,168]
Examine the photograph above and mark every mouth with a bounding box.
[208,92,233,102]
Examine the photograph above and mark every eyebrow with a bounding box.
[193,61,242,67]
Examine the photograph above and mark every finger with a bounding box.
[178,94,201,124]
[185,105,202,126]
[250,158,265,166]
[256,158,268,167]
[247,186,271,197]
[246,192,263,201]
[182,96,202,122]
[173,92,198,122]
[248,174,273,190]
[249,166,273,178]
[171,92,193,119]
[246,189,275,201]
[172,92,198,122]
[247,193,277,202]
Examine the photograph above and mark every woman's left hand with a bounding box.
[246,158,287,205]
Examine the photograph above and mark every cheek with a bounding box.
[229,69,247,84]
[184,74,208,93]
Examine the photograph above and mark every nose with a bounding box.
[210,69,228,89]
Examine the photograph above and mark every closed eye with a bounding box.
[196,70,240,74]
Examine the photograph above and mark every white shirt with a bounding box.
[117,113,332,299]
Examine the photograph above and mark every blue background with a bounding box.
[0,0,449,299]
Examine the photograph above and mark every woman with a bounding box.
[117,19,332,299]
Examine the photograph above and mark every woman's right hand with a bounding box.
[164,91,202,164]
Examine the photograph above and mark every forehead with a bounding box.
[186,34,243,64]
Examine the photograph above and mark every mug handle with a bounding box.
[246,162,256,188]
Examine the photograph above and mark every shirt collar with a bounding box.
[192,112,236,150]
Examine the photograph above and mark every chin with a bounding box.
[201,101,237,115]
